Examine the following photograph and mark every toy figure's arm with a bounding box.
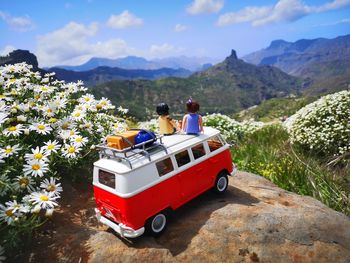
[181,115,187,132]
[199,115,204,133]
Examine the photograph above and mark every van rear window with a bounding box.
[191,144,206,159]
[99,170,115,188]
[156,157,174,177]
[207,136,224,152]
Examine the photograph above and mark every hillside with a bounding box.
[92,50,302,120]
[242,35,350,95]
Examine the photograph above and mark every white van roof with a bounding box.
[94,126,221,174]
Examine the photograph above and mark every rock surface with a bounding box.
[25,172,350,263]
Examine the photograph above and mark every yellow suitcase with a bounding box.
[107,130,139,150]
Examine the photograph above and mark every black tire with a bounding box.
[145,212,167,237]
[213,172,229,194]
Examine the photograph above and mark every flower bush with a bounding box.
[0,63,128,253]
[203,113,264,143]
[284,90,350,158]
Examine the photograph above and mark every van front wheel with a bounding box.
[146,212,167,237]
[213,172,228,194]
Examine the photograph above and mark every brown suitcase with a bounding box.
[107,130,139,150]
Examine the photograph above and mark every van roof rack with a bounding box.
[95,129,168,169]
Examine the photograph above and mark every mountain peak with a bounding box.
[229,49,238,59]
[268,39,289,49]
[0,49,39,70]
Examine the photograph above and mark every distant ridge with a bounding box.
[52,55,218,72]
[242,34,350,95]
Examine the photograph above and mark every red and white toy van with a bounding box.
[93,127,237,238]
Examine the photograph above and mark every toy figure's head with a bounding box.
[186,97,200,113]
[156,103,169,116]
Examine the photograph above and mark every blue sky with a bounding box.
[1,0,350,67]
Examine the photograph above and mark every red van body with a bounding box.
[93,127,236,238]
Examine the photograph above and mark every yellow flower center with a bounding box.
[10,78,16,83]
[68,147,76,153]
[42,87,48,91]
[0,95,5,99]
[5,148,13,154]
[101,101,107,105]
[47,108,52,113]
[49,118,57,123]
[70,131,75,135]
[47,144,54,150]
[34,153,43,160]
[40,195,49,201]
[19,178,29,187]
[96,104,102,110]
[38,124,46,130]
[11,90,17,95]
[35,95,41,100]
[84,97,91,101]
[10,67,15,72]
[47,185,56,192]
[8,126,17,132]
[32,164,41,171]
[74,112,81,117]
[76,137,82,142]
[5,209,13,217]
[62,123,69,129]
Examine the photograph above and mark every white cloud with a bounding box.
[149,43,185,58]
[314,17,350,27]
[0,11,34,32]
[107,10,143,29]
[217,0,350,27]
[36,22,138,66]
[174,24,188,32]
[187,0,224,15]
[0,45,16,56]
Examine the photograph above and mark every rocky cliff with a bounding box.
[23,172,350,263]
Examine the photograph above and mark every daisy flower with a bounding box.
[30,122,53,135]
[5,200,29,215]
[70,135,88,147]
[78,94,95,104]
[40,177,63,196]
[0,204,16,225]
[62,144,81,159]
[118,106,129,114]
[0,112,8,124]
[23,160,49,177]
[14,175,35,192]
[43,140,61,154]
[25,147,49,162]
[29,191,58,209]
[71,109,86,121]
[3,124,23,136]
[57,117,73,130]
[0,144,21,158]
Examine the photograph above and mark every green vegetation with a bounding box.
[232,125,350,215]
[234,96,316,122]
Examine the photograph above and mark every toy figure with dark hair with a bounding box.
[156,103,177,135]
[181,97,203,135]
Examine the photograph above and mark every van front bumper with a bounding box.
[230,165,238,176]
[95,208,145,238]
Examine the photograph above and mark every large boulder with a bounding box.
[22,172,350,262]
[87,172,350,263]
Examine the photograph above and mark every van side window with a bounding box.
[207,136,224,152]
[156,157,174,177]
[191,144,206,159]
[175,150,191,167]
[99,170,115,188]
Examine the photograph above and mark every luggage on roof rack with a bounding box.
[96,129,167,169]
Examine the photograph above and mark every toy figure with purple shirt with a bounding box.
[181,97,204,135]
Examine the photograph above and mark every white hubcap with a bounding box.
[151,214,166,233]
[217,177,227,191]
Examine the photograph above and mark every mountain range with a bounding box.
[51,55,217,72]
[243,34,350,95]
[91,50,302,120]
